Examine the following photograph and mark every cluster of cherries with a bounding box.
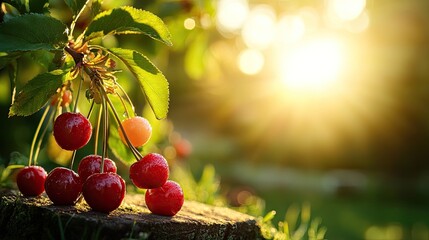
[16,92,184,216]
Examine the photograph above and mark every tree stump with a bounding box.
[0,189,261,240]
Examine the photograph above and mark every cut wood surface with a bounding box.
[0,189,261,240]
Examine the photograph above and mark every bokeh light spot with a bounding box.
[184,18,196,30]
[241,5,276,49]
[216,0,249,34]
[327,0,366,21]
[238,49,265,75]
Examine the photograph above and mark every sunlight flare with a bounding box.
[279,37,343,93]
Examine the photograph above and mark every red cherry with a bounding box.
[118,116,152,147]
[78,155,117,181]
[82,172,126,213]
[145,180,184,216]
[174,139,192,159]
[53,112,92,151]
[129,153,169,189]
[16,166,47,197]
[44,167,82,205]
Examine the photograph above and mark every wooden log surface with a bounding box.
[0,189,261,240]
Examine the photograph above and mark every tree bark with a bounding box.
[0,189,262,240]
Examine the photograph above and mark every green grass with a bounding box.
[256,186,429,240]
[193,161,429,240]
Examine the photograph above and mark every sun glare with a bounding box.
[279,37,343,94]
[216,0,249,34]
[327,0,366,21]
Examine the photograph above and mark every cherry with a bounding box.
[129,153,169,189]
[145,180,184,216]
[174,139,192,159]
[44,167,82,205]
[53,112,92,151]
[118,116,152,147]
[51,90,72,107]
[82,172,126,213]
[78,155,117,181]
[16,166,47,197]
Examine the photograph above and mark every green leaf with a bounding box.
[108,48,169,119]
[9,0,26,13]
[29,0,49,13]
[90,0,102,17]
[0,52,21,70]
[30,50,55,70]
[9,151,28,165]
[1,3,21,22]
[64,0,86,15]
[85,6,172,46]
[0,14,67,52]
[9,70,66,117]
[0,164,25,183]
[9,0,48,13]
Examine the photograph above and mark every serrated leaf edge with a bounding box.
[84,6,172,46]
[107,48,169,120]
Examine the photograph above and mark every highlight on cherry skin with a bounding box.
[145,180,184,216]
[129,153,169,189]
[16,166,47,197]
[82,172,126,213]
[118,116,152,147]
[53,112,92,151]
[78,155,117,182]
[44,167,82,205]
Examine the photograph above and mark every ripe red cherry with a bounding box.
[53,112,92,151]
[118,116,152,147]
[78,155,117,181]
[44,167,82,205]
[145,180,184,216]
[129,153,169,189]
[82,172,126,213]
[16,166,47,197]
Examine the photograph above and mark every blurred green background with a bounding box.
[1,0,429,239]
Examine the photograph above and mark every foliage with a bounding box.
[258,206,327,240]
[0,0,171,164]
[0,152,26,187]
[170,164,326,240]
[0,1,328,239]
[108,48,169,119]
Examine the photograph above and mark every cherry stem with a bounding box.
[64,46,84,66]
[100,90,108,173]
[73,74,83,113]
[33,109,56,165]
[116,92,131,119]
[69,0,92,38]
[96,81,142,160]
[94,105,102,155]
[86,100,95,119]
[70,150,77,170]
[28,106,51,166]
[117,84,135,117]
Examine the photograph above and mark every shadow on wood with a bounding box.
[0,189,262,240]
